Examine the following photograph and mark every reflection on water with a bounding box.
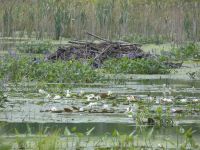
[0,122,133,136]
[0,40,18,51]
[0,122,200,138]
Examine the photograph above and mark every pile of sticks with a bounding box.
[46,32,150,67]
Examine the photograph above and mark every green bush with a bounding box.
[172,43,200,60]
[102,58,170,74]
[0,56,99,83]
[16,40,53,54]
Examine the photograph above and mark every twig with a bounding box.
[94,45,112,60]
[86,31,111,42]
[68,41,89,45]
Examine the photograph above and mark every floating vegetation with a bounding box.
[103,58,170,74]
[172,43,200,60]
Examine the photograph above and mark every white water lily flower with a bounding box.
[50,107,57,111]
[125,107,132,113]
[127,95,136,102]
[125,104,138,117]
[155,99,160,104]
[86,94,95,101]
[162,98,173,103]
[79,107,84,112]
[94,95,101,100]
[125,106,133,114]
[125,106,134,118]
[3,94,8,98]
[192,99,199,103]
[46,94,51,99]
[166,99,173,103]
[102,104,109,109]
[66,90,71,98]
[171,108,176,113]
[39,89,47,94]
[87,102,97,107]
[180,99,187,103]
[53,95,61,100]
[148,96,154,102]
[80,90,85,96]
[158,144,162,148]
[107,91,112,96]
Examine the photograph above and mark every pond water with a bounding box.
[1,74,200,127]
[1,76,200,123]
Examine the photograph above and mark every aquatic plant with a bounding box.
[0,91,7,107]
[0,55,99,83]
[0,122,199,149]
[16,40,53,54]
[103,58,170,74]
[172,43,200,60]
[0,123,12,150]
[36,131,59,150]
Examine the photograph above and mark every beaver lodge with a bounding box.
[46,32,182,68]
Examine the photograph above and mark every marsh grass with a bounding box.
[0,123,12,150]
[36,131,59,150]
[16,40,53,54]
[10,126,199,149]
[0,1,200,43]
[172,43,200,60]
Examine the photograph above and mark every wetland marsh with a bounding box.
[1,0,200,148]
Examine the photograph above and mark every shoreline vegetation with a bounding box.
[0,0,200,43]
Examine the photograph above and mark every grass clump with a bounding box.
[102,58,170,74]
[172,43,200,60]
[0,56,99,83]
[16,40,53,54]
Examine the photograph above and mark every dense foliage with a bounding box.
[0,56,99,83]
[16,40,53,54]
[172,43,200,60]
[103,58,170,74]
[0,55,171,84]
